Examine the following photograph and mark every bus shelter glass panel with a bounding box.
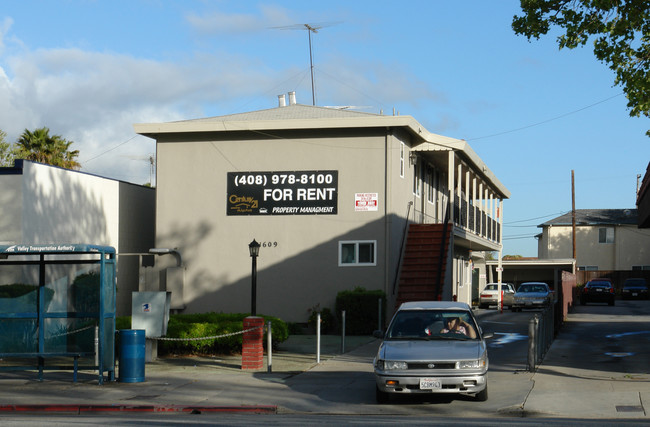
[0,264,40,353]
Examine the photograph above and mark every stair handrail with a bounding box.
[392,201,413,296]
[434,201,451,300]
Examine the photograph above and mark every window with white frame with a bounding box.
[578,266,599,271]
[412,160,421,197]
[426,165,435,204]
[400,142,405,178]
[598,227,614,244]
[339,240,376,266]
[632,265,650,270]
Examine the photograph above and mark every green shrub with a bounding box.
[158,312,288,356]
[335,287,386,335]
[70,272,100,313]
[116,316,131,331]
[308,305,335,333]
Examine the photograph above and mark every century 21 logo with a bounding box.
[229,195,258,209]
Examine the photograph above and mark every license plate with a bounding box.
[633,293,638,296]
[420,378,442,390]
[596,289,603,292]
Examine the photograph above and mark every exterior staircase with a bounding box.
[394,223,451,310]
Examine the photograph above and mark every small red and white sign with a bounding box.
[355,193,378,211]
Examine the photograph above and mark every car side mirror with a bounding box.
[373,330,384,339]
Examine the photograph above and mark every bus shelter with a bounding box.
[0,244,116,384]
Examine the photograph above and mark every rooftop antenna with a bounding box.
[271,22,340,106]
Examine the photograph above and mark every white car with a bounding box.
[373,301,492,403]
[479,283,515,309]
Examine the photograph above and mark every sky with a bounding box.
[0,1,648,257]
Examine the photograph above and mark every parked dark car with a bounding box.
[581,280,615,306]
[621,278,649,300]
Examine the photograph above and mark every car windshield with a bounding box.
[518,284,546,293]
[589,281,610,287]
[624,279,646,288]
[386,310,478,340]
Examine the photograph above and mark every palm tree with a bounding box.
[16,127,81,170]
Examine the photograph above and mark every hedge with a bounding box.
[335,287,386,335]
[116,312,288,355]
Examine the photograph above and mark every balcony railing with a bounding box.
[414,200,500,244]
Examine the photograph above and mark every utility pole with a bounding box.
[571,170,576,260]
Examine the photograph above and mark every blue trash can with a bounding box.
[118,329,145,383]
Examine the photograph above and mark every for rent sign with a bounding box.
[227,171,338,215]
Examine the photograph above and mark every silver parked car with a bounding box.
[479,283,515,308]
[511,282,553,311]
[373,301,492,403]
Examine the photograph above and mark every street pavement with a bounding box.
[0,310,648,420]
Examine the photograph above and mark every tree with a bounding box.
[0,129,16,167]
[512,0,650,135]
[15,127,81,170]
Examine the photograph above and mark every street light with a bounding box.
[248,239,261,316]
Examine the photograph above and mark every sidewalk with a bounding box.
[0,324,648,419]
[0,335,376,413]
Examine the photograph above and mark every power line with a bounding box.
[504,211,569,225]
[82,135,139,164]
[467,93,624,141]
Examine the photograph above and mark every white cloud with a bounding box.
[186,4,293,34]
[0,17,14,54]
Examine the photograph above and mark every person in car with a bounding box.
[440,316,477,338]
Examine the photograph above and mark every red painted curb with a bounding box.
[0,404,277,414]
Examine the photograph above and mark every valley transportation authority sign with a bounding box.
[227,171,338,216]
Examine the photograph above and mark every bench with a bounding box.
[0,352,95,382]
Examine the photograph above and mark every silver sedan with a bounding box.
[511,282,553,311]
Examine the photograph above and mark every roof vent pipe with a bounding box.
[278,94,286,107]
[288,91,297,105]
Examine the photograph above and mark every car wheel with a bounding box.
[609,300,615,306]
[475,384,488,402]
[580,299,586,306]
[376,386,390,404]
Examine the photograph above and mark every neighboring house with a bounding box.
[134,94,510,322]
[0,160,155,315]
[537,209,650,273]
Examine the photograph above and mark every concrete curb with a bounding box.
[0,404,278,414]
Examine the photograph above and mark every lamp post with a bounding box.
[248,239,261,316]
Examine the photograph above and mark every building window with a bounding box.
[400,142,405,178]
[578,266,598,271]
[413,161,421,197]
[598,227,614,244]
[632,265,650,270]
[426,165,435,204]
[339,241,376,266]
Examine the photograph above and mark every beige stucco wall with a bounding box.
[154,129,421,322]
[543,224,650,270]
